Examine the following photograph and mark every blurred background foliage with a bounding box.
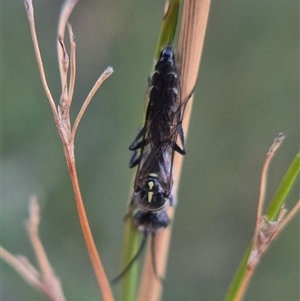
[2,0,299,300]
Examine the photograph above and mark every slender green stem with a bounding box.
[121,207,140,301]
[266,150,300,221]
[120,2,181,300]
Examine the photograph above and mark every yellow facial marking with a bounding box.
[148,181,154,203]
[148,191,153,203]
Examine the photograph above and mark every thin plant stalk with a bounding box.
[0,196,66,301]
[120,206,140,301]
[266,151,300,221]
[120,1,182,300]
[252,134,285,255]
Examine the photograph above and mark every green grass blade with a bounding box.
[155,0,181,59]
[121,208,140,301]
[266,150,300,221]
[224,244,252,301]
[120,4,181,299]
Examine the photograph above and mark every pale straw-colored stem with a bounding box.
[57,0,79,91]
[0,246,44,291]
[24,0,58,121]
[138,1,211,300]
[26,196,67,301]
[0,196,67,301]
[71,67,114,142]
[67,24,76,105]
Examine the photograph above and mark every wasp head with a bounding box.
[135,173,168,211]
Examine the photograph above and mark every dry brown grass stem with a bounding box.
[57,0,79,91]
[67,24,76,106]
[0,196,66,301]
[24,1,114,300]
[24,0,57,120]
[71,67,113,141]
[138,1,211,300]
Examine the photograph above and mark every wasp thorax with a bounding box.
[133,210,170,234]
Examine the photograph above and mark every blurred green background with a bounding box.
[2,0,299,300]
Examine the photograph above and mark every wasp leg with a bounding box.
[129,149,141,168]
[111,233,148,284]
[172,142,186,155]
[170,123,186,155]
[129,127,146,150]
[171,85,195,155]
[129,139,148,152]
[178,123,186,152]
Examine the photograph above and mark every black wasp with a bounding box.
[114,44,189,282]
[129,44,187,232]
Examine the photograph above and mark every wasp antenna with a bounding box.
[111,232,148,284]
